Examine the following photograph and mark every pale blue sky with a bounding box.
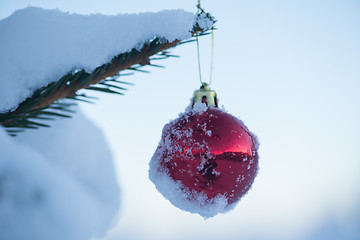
[1,1,360,240]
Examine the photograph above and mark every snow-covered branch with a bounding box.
[0,7,215,134]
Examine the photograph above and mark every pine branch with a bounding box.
[0,11,216,135]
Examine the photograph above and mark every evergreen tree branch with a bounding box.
[0,10,215,135]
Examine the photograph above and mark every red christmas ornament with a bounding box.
[149,84,259,218]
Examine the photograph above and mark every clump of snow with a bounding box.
[0,7,211,113]
[192,102,208,114]
[196,11,214,30]
[0,108,120,240]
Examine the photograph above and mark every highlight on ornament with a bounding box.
[149,83,259,218]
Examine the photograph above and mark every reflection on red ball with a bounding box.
[150,104,259,217]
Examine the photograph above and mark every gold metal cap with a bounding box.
[192,83,218,107]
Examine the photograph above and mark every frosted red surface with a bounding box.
[159,108,258,205]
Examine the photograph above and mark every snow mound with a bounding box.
[0,7,212,113]
[0,108,120,240]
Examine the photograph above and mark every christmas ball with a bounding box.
[149,85,259,218]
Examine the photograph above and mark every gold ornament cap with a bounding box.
[192,83,218,107]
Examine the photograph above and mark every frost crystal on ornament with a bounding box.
[149,99,259,218]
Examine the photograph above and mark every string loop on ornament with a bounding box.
[209,28,214,86]
[195,0,215,87]
[195,32,203,85]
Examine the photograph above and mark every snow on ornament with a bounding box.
[149,83,259,218]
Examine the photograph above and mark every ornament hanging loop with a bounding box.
[195,32,203,85]
[209,29,214,86]
[195,0,215,87]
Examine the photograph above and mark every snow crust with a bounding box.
[0,108,120,240]
[0,7,211,113]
